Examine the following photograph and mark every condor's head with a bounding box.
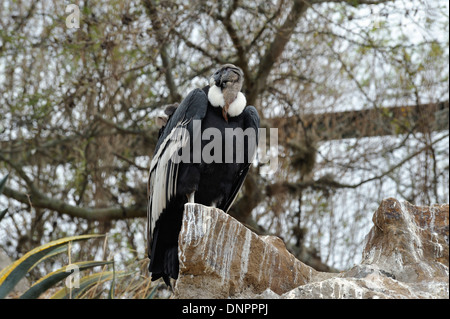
[208,64,246,122]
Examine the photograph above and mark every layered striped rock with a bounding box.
[361,199,448,283]
[282,198,449,299]
[174,203,323,298]
[174,199,449,299]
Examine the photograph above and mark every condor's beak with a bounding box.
[222,105,229,122]
[214,69,237,88]
[213,72,223,88]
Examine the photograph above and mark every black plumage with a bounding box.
[147,65,260,285]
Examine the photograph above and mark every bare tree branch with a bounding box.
[217,0,250,81]
[267,132,450,196]
[3,186,146,221]
[248,0,308,105]
[310,0,395,4]
[142,0,181,103]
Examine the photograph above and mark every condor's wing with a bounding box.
[147,89,208,253]
[222,105,260,213]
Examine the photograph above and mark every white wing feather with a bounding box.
[147,119,190,252]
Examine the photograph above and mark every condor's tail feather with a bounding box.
[148,221,179,286]
[149,243,179,287]
[148,196,186,286]
[148,217,181,286]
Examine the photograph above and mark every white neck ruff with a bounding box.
[208,85,247,117]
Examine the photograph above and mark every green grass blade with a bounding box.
[0,234,104,299]
[108,261,116,299]
[146,284,159,299]
[20,260,113,299]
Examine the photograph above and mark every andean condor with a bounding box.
[147,64,260,286]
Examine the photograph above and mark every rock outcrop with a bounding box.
[174,199,449,299]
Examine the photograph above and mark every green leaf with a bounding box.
[0,208,7,223]
[29,245,69,273]
[0,234,104,299]
[0,175,10,223]
[50,270,126,299]
[20,260,113,299]
[0,174,8,195]
[0,244,67,287]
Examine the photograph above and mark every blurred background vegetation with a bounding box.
[0,0,448,298]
